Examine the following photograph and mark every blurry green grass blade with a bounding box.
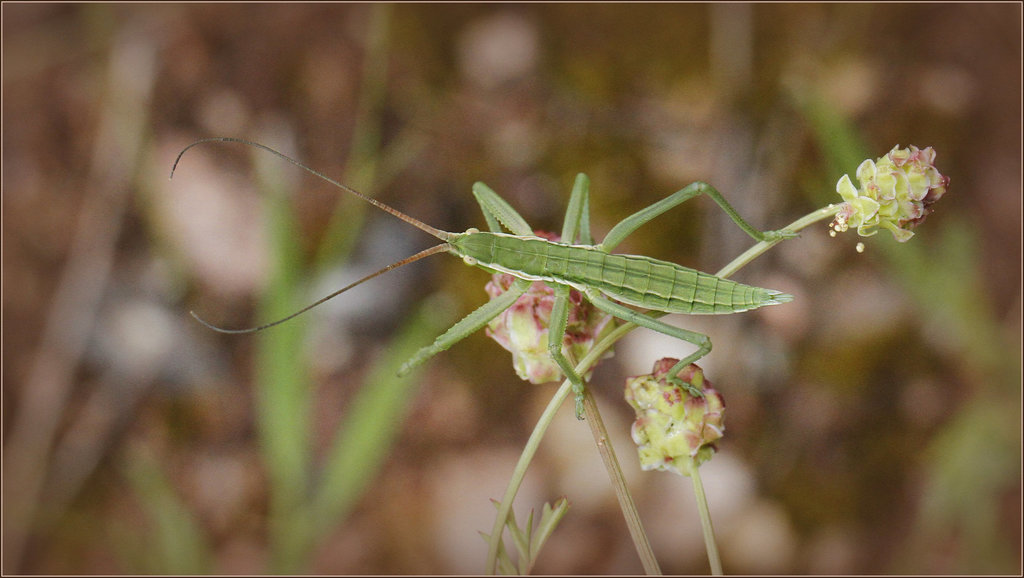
[314,127,427,272]
[879,220,1014,384]
[348,3,391,174]
[310,292,456,535]
[254,151,314,571]
[121,445,212,574]
[789,87,871,205]
[909,397,1021,573]
[314,3,392,271]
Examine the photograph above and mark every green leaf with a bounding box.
[309,293,457,536]
[487,497,570,574]
[120,445,213,574]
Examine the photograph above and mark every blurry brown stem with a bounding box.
[2,26,157,572]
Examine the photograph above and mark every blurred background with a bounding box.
[3,3,1020,574]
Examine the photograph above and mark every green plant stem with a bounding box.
[683,459,723,575]
[716,205,841,278]
[581,390,662,575]
[484,378,572,574]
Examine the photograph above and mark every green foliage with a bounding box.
[119,447,213,574]
[482,498,570,575]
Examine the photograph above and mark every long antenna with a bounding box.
[170,136,454,242]
[191,243,451,334]
[171,136,458,333]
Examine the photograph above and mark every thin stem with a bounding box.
[716,205,841,278]
[684,459,722,575]
[582,391,662,575]
[485,379,573,574]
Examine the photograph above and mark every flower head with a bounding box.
[832,145,949,242]
[484,232,616,384]
[624,359,725,475]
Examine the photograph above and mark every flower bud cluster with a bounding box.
[624,359,725,475]
[832,145,949,242]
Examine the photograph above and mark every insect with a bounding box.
[172,137,794,419]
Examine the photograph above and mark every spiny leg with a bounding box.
[398,278,531,375]
[599,181,796,253]
[560,173,593,245]
[472,182,533,236]
[546,285,589,419]
[585,290,712,396]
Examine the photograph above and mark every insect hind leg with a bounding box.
[585,291,712,396]
[598,181,796,253]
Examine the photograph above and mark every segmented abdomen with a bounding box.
[455,232,790,315]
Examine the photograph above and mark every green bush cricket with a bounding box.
[172,137,795,418]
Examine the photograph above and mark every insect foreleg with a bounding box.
[584,290,713,397]
[546,285,589,419]
[599,181,796,253]
[398,277,531,376]
[472,182,533,236]
[560,173,593,245]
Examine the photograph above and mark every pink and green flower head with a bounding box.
[832,145,950,242]
[624,359,725,475]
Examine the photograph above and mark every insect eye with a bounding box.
[463,256,478,266]
[466,227,480,234]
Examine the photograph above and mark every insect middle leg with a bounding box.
[544,284,591,419]
[560,173,593,245]
[546,174,599,419]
